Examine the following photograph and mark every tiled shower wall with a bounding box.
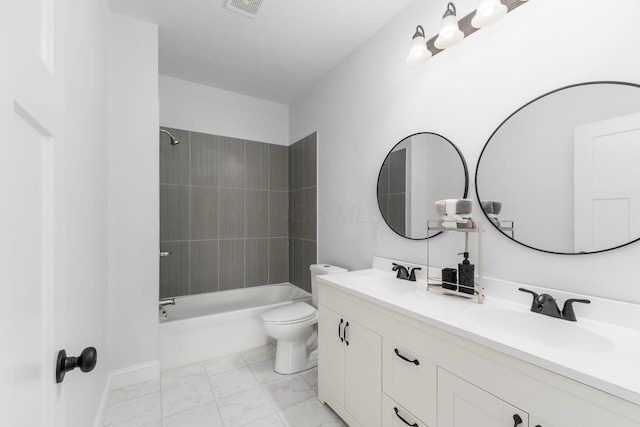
[159,128,318,298]
[289,133,317,293]
[159,128,291,298]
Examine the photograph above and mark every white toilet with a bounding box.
[261,264,347,374]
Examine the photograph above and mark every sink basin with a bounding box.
[468,308,615,353]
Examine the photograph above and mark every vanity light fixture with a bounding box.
[406,25,432,64]
[471,0,507,28]
[407,0,530,64]
[435,3,464,49]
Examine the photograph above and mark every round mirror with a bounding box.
[377,132,468,239]
[476,81,640,254]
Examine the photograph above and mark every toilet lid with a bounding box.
[261,302,317,325]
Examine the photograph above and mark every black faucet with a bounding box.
[392,263,410,280]
[519,288,590,321]
[409,267,421,282]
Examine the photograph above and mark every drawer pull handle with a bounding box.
[513,414,523,426]
[344,321,350,346]
[394,407,418,427]
[394,348,420,365]
[338,319,344,342]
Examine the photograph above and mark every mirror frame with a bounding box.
[475,80,640,255]
[377,132,469,240]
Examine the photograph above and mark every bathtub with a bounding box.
[158,283,311,368]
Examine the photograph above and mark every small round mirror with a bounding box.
[377,132,468,239]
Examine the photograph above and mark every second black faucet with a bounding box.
[392,263,421,282]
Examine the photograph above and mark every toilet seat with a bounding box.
[261,302,317,325]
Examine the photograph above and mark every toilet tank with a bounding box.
[309,264,348,307]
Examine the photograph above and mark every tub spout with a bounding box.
[159,298,175,309]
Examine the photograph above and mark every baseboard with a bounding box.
[93,360,160,427]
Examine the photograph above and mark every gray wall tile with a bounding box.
[389,149,406,194]
[219,240,245,291]
[269,191,289,238]
[246,140,269,190]
[303,240,317,293]
[290,189,303,239]
[269,144,289,191]
[245,239,269,287]
[269,238,289,284]
[245,190,269,238]
[191,186,218,240]
[160,127,190,185]
[303,133,317,188]
[190,241,218,294]
[219,188,245,238]
[302,187,317,241]
[160,185,190,241]
[191,132,218,186]
[290,140,303,190]
[388,193,406,236]
[378,158,390,195]
[218,136,245,188]
[290,238,304,288]
[159,241,189,298]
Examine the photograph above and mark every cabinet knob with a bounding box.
[513,414,523,427]
[394,407,418,427]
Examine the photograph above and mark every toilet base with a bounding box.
[274,341,317,374]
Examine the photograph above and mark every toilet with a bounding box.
[261,264,347,374]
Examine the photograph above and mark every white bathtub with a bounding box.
[158,283,311,368]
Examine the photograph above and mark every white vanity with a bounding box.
[317,257,640,427]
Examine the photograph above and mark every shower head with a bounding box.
[160,129,180,145]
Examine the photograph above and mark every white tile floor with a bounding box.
[102,344,347,427]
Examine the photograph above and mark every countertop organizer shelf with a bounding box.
[427,219,484,303]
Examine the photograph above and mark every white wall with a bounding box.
[108,13,160,374]
[62,1,110,425]
[159,75,289,145]
[291,0,640,304]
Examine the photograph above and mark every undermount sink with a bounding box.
[468,308,615,353]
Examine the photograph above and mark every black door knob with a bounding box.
[56,347,97,383]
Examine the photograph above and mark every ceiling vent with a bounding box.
[225,0,263,18]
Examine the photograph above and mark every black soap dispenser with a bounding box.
[458,252,475,295]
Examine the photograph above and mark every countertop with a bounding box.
[317,259,640,405]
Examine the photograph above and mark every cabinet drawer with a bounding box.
[382,338,437,427]
[382,393,429,427]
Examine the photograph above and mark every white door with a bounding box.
[0,1,65,426]
[438,368,528,427]
[344,320,381,427]
[574,112,640,252]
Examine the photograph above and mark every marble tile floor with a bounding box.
[102,344,347,427]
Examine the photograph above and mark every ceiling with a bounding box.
[109,0,415,105]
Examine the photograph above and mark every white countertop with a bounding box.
[317,259,640,405]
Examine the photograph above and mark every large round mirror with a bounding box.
[377,132,468,239]
[476,81,640,254]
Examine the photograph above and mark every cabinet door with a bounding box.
[438,368,529,427]
[382,338,437,426]
[344,319,382,427]
[318,305,346,407]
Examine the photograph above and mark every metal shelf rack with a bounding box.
[427,219,484,303]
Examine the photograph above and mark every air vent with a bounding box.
[225,0,263,18]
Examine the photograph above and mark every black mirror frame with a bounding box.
[475,80,640,255]
[377,132,469,240]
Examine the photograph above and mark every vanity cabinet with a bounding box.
[438,368,528,427]
[318,281,640,427]
[318,304,381,427]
